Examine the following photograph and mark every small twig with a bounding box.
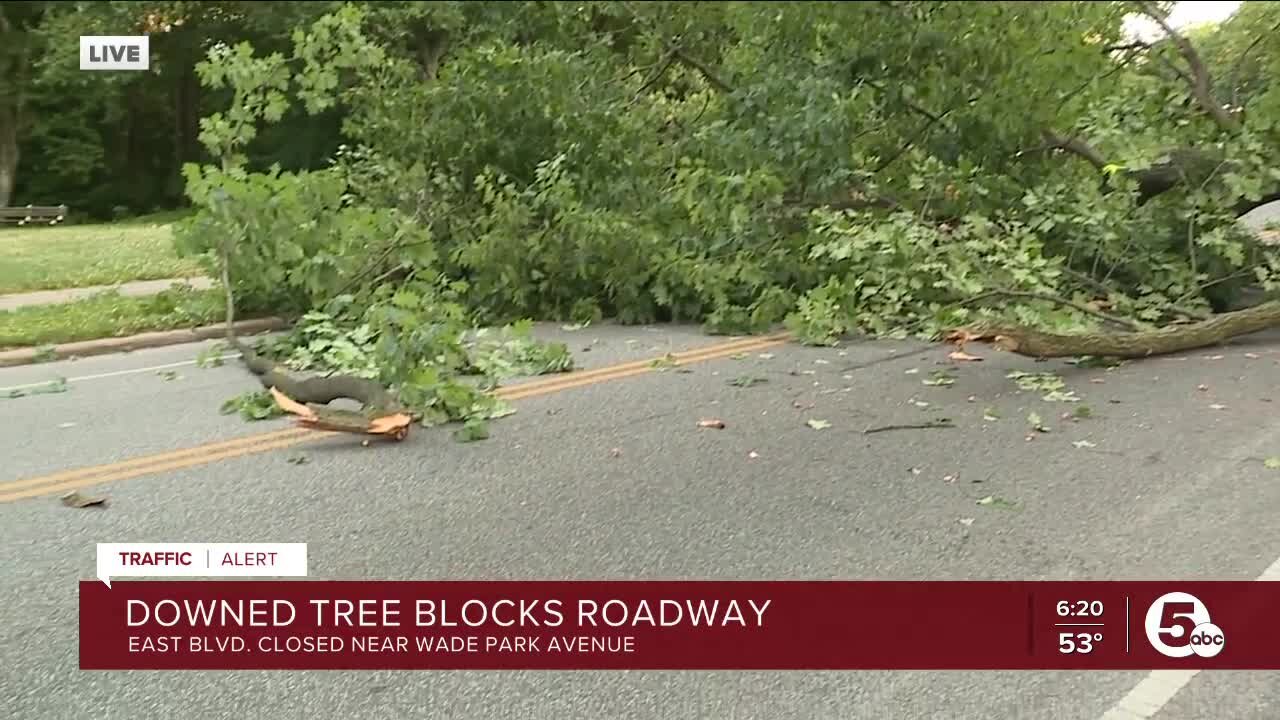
[863,419,955,434]
[859,77,950,128]
[945,288,1143,331]
[1055,50,1142,115]
[629,48,678,104]
[999,289,1144,330]
[1102,41,1150,54]
[1172,265,1264,309]
[334,211,427,297]
[1059,266,1115,297]
[874,100,962,173]
[621,2,732,94]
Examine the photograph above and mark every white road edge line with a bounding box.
[1099,555,1280,720]
[0,354,241,393]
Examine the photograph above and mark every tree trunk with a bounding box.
[167,65,202,200]
[0,104,18,207]
[958,300,1280,359]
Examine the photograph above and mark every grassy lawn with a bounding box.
[0,285,224,350]
[0,211,206,295]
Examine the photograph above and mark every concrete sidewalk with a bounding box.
[0,276,213,312]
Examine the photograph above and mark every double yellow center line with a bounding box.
[0,332,790,504]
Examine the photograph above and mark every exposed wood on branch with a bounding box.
[216,212,410,439]
[231,334,411,439]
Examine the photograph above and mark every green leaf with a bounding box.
[923,371,956,387]
[976,495,1017,510]
[806,419,832,430]
[454,419,491,443]
[1265,457,1280,470]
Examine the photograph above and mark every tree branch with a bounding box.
[629,48,678,104]
[1139,1,1240,131]
[1227,20,1280,111]
[1039,129,1107,170]
[621,2,733,94]
[859,77,948,126]
[992,290,1145,331]
[1103,41,1150,54]
[671,47,733,93]
[416,31,448,82]
[873,102,962,173]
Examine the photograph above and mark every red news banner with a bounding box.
[79,581,1277,670]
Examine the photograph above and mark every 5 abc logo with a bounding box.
[1144,592,1226,658]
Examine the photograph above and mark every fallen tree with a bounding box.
[161,2,1279,435]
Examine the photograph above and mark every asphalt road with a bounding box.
[2,322,1280,720]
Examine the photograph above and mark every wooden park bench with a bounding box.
[0,205,69,226]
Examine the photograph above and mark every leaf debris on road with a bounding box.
[1007,370,1079,402]
[922,370,956,387]
[61,491,107,509]
[976,495,1017,510]
[5,377,69,399]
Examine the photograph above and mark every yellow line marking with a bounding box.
[0,333,791,503]
[0,428,315,494]
[499,336,789,401]
[0,433,338,504]
[493,331,790,399]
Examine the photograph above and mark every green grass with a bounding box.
[0,211,205,294]
[0,285,225,350]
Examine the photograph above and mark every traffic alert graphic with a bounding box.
[1144,591,1225,658]
[96,543,308,587]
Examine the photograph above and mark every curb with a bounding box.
[0,318,290,368]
